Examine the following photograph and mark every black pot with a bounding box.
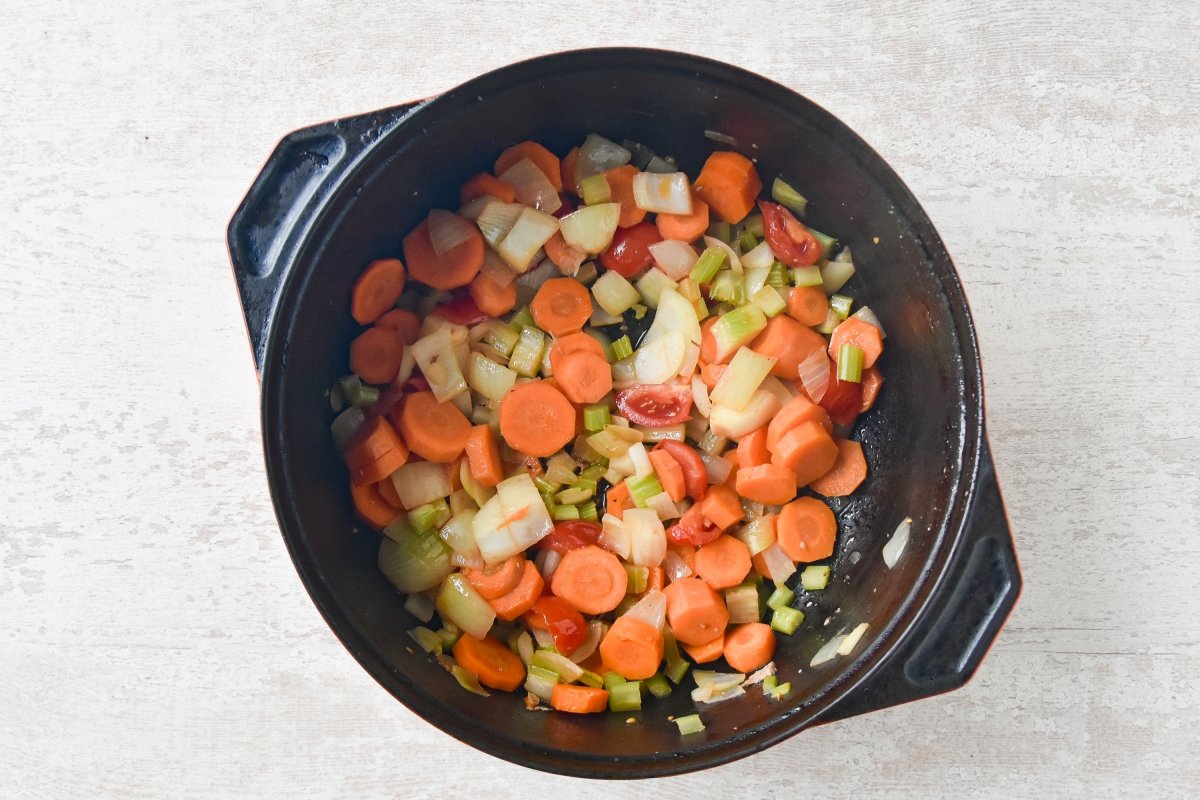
[227,48,1021,778]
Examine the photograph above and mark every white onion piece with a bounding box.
[532,627,556,650]
[883,517,912,568]
[692,682,746,705]
[851,306,887,338]
[514,256,558,291]
[810,633,847,667]
[797,348,831,403]
[623,589,666,631]
[403,591,436,623]
[646,491,681,521]
[628,442,654,477]
[699,453,733,485]
[498,158,562,214]
[759,375,797,409]
[635,330,687,384]
[427,209,475,256]
[691,374,712,418]
[558,203,620,254]
[756,543,797,585]
[498,209,559,273]
[598,513,631,559]
[475,200,523,248]
[457,194,493,221]
[625,508,667,567]
[575,133,631,183]
[568,620,606,664]
[632,172,693,215]
[392,461,453,509]
[663,548,693,581]
[821,260,855,294]
[741,241,776,270]
[648,239,699,280]
[534,547,562,581]
[837,622,870,656]
[744,662,777,686]
[479,248,518,287]
[703,235,742,273]
[450,552,486,570]
[678,341,701,380]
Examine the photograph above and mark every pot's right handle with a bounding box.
[818,437,1022,722]
[227,100,426,372]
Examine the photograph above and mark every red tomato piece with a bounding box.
[432,290,489,325]
[759,200,823,269]
[538,520,602,553]
[818,361,863,426]
[666,501,722,546]
[525,596,587,656]
[614,385,693,427]
[653,440,708,500]
[598,222,662,278]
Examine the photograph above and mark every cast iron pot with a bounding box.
[227,48,1021,778]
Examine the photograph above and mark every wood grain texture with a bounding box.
[1,0,1197,797]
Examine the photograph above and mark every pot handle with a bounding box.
[817,437,1022,723]
[226,100,426,370]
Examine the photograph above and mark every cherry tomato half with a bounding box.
[653,440,708,500]
[759,200,823,269]
[598,222,662,278]
[432,290,489,325]
[538,520,602,553]
[525,596,587,656]
[667,501,722,546]
[818,361,863,427]
[615,385,693,427]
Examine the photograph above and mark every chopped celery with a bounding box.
[626,474,664,508]
[349,384,379,407]
[525,664,559,701]
[830,294,853,320]
[482,320,520,356]
[578,670,605,689]
[378,525,453,593]
[710,347,775,410]
[531,649,585,683]
[635,268,678,309]
[579,173,612,205]
[742,212,764,237]
[592,270,641,316]
[330,406,365,451]
[663,631,690,684]
[792,265,823,287]
[808,228,837,259]
[735,515,777,556]
[738,227,759,252]
[545,452,579,485]
[466,352,517,402]
[580,464,606,481]
[329,383,345,413]
[584,403,612,432]
[751,286,787,317]
[709,270,745,304]
[452,665,490,697]
[555,486,593,505]
[610,335,634,361]
[578,501,599,521]
[645,673,672,699]
[631,303,649,320]
[710,304,767,361]
[608,681,642,712]
[837,344,864,383]
[602,671,627,691]
[762,675,779,694]
[690,246,727,284]
[770,682,792,700]
[508,326,546,377]
[508,307,536,331]
[816,308,840,335]
[707,220,732,243]
[407,626,443,654]
[534,473,560,493]
[801,565,831,591]
[624,564,649,594]
[766,261,789,288]
[436,573,495,639]
[724,583,761,624]
[338,374,362,403]
[552,504,580,521]
[437,623,461,649]
[771,606,805,635]
[612,594,639,617]
[771,177,808,217]
[674,714,706,735]
[767,585,796,610]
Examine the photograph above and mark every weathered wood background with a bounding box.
[1,1,1196,797]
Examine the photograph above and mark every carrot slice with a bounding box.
[349,327,405,385]
[374,308,421,345]
[343,416,409,486]
[488,560,545,621]
[776,496,837,562]
[550,683,609,714]
[700,362,727,390]
[530,277,592,336]
[749,315,828,380]
[351,258,407,325]
[828,317,884,368]
[349,480,400,530]
[554,350,612,405]
[376,475,405,510]
[663,576,730,645]
[736,426,771,468]
[498,380,576,457]
[560,146,581,195]
[463,425,504,488]
[402,218,484,291]
[543,232,588,275]
[494,141,563,192]
[735,464,798,506]
[766,395,833,451]
[550,545,628,615]
[722,622,776,673]
[770,420,839,488]
[549,332,606,375]
[693,151,762,224]
[397,390,472,463]
[599,615,664,680]
[463,557,525,600]
[786,285,829,327]
[808,438,868,497]
[603,165,647,228]
[694,535,752,590]
[467,271,517,318]
[859,366,884,412]
[648,449,686,503]
[460,172,517,205]
[604,481,633,519]
[682,632,725,664]
[698,317,728,365]
[655,196,710,242]
[697,484,744,531]
[452,633,526,692]
[647,566,665,593]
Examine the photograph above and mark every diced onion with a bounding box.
[427,209,475,256]
[708,389,781,438]
[663,548,693,581]
[810,633,847,667]
[475,200,523,248]
[410,327,468,403]
[568,620,606,664]
[379,532,453,593]
[498,158,562,214]
[699,453,733,485]
[628,442,654,477]
[403,591,436,623]
[759,375,797,408]
[392,461,452,509]
[514,256,559,292]
[558,202,620,253]
[479,248,518,287]
[740,241,776,270]
[796,348,831,403]
[648,239,699,280]
[710,348,776,411]
[498,209,559,273]
[632,172,693,215]
[622,589,666,631]
[756,543,797,585]
[531,628,556,651]
[691,374,712,418]
[837,622,870,656]
[821,260,856,294]
[703,235,742,273]
[591,270,641,316]
[883,516,912,568]
[744,662,777,686]
[438,509,481,563]
[634,330,687,384]
[598,513,631,559]
[625,508,667,567]
[534,546,562,581]
[646,491,681,521]
[575,133,632,183]
[851,306,887,338]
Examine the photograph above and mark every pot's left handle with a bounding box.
[227,100,426,372]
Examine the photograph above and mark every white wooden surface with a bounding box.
[2,1,1197,797]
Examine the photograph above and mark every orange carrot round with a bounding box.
[808,438,868,497]
[554,350,612,405]
[599,615,664,680]
[402,218,485,291]
[460,172,517,205]
[749,315,827,380]
[694,534,752,590]
[397,390,472,463]
[648,449,686,503]
[603,165,647,228]
[374,308,421,345]
[467,271,517,317]
[770,420,839,488]
[351,258,407,325]
[498,380,576,457]
[349,480,400,530]
[786,286,829,327]
[829,317,884,368]
[700,362,727,390]
[463,424,503,488]
[655,196,710,242]
[776,496,837,562]
[697,484,745,532]
[734,464,798,505]
[550,545,628,615]
[681,632,725,664]
[349,327,405,385]
[343,416,408,486]
[693,151,762,224]
[859,366,884,412]
[722,622,776,673]
[549,331,606,375]
[560,146,581,195]
[766,395,832,450]
[488,560,545,621]
[463,557,525,600]
[530,277,592,336]
[698,316,727,365]
[736,426,771,468]
[543,231,587,274]
[494,140,563,192]
[604,480,633,519]
[550,683,609,714]
[663,576,730,645]
[452,633,527,692]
